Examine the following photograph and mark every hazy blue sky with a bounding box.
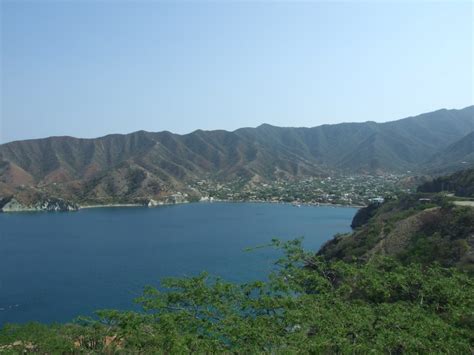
[1,1,473,143]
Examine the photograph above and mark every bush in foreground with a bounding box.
[1,239,473,353]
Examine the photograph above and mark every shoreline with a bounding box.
[77,200,364,210]
[200,199,365,209]
[0,200,365,213]
[79,203,144,209]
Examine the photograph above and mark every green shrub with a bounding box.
[1,239,473,353]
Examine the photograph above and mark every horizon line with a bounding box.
[1,105,473,145]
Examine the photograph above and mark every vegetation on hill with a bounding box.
[319,193,474,273]
[350,202,381,228]
[1,240,473,353]
[418,168,474,197]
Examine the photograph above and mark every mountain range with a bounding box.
[0,106,473,204]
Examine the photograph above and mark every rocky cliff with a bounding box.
[0,196,78,212]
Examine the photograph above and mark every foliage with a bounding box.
[418,168,474,197]
[1,239,473,353]
[320,192,474,273]
[400,205,474,271]
[350,202,381,229]
[126,167,147,193]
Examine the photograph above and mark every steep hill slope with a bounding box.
[424,131,474,174]
[318,192,474,272]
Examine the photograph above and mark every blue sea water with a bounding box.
[0,202,356,325]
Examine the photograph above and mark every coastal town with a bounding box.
[190,174,410,207]
[0,174,413,212]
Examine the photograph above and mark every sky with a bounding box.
[0,1,473,143]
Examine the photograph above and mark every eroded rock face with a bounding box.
[147,198,160,207]
[1,197,78,212]
[1,198,27,212]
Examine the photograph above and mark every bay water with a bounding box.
[0,202,356,324]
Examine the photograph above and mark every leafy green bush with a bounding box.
[1,239,473,353]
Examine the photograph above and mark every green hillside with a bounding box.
[418,168,474,197]
[319,193,474,272]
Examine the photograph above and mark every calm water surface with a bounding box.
[0,202,356,324]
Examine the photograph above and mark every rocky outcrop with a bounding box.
[146,193,191,207]
[1,197,78,212]
[147,198,160,207]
